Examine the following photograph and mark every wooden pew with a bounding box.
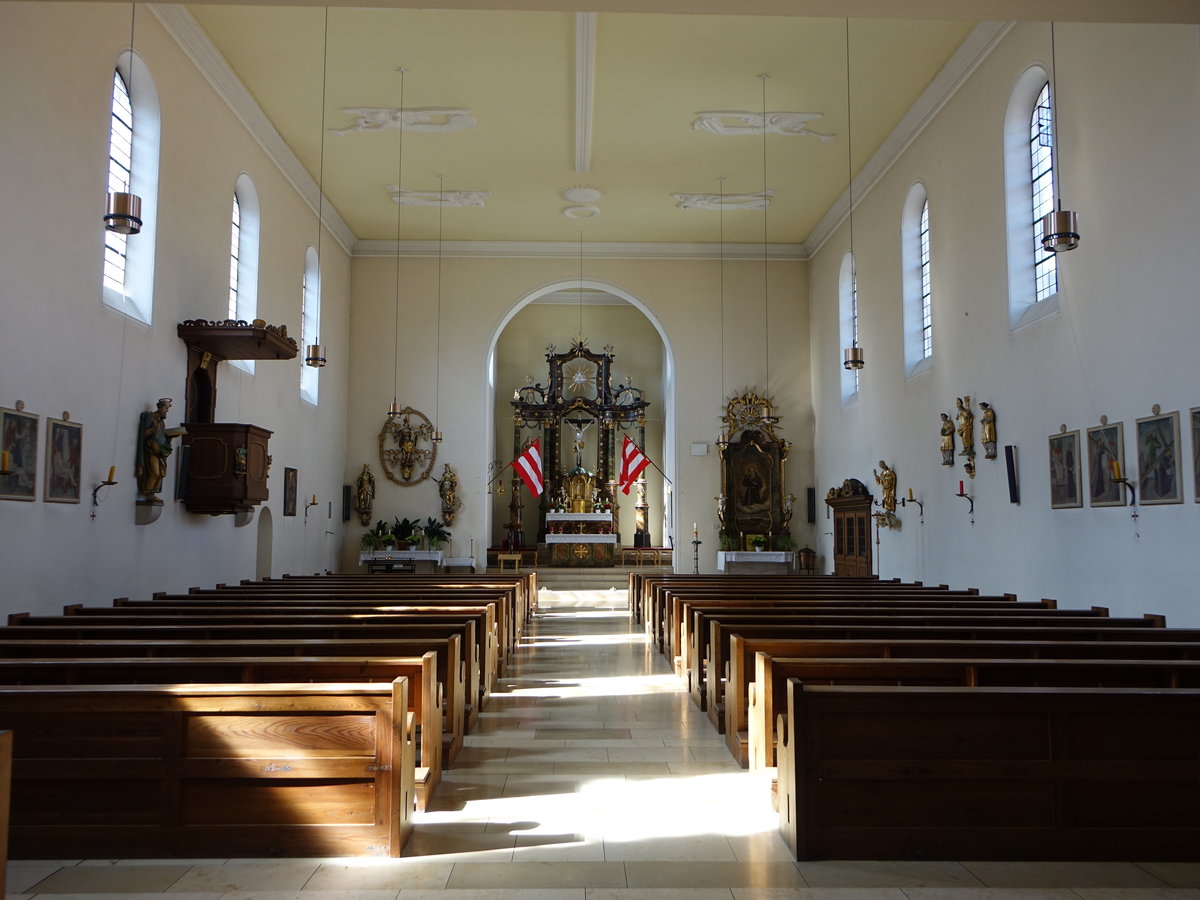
[0,679,416,859]
[14,612,490,721]
[729,635,1200,770]
[272,573,537,622]
[0,653,445,808]
[697,615,1188,724]
[742,650,1200,769]
[776,682,1200,860]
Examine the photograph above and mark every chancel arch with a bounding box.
[486,280,675,559]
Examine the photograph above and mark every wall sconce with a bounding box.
[90,466,119,520]
[843,346,865,370]
[304,343,327,368]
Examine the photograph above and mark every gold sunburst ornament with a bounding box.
[722,389,781,442]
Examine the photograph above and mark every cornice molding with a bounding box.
[353,240,808,260]
[150,4,357,255]
[803,20,1015,257]
[575,12,597,173]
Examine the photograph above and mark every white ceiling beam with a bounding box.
[574,12,596,174]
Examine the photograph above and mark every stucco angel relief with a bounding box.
[330,107,477,136]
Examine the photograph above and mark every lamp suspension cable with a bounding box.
[759,72,770,396]
[578,230,584,338]
[718,175,727,444]
[104,0,142,234]
[305,7,330,369]
[843,18,865,372]
[389,66,408,417]
[1041,20,1080,253]
[433,173,444,442]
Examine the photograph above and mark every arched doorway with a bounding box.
[255,507,273,580]
[485,280,676,558]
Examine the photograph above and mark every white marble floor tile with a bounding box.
[796,860,983,889]
[1138,866,1200,889]
[962,862,1169,889]
[22,863,194,893]
[444,862,628,889]
[623,861,808,889]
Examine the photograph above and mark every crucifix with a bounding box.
[564,416,594,469]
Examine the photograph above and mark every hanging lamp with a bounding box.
[716,176,730,448]
[842,20,865,372]
[431,174,444,443]
[1040,22,1080,253]
[104,2,142,235]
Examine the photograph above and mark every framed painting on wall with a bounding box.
[1191,407,1200,503]
[1136,410,1182,505]
[1048,429,1082,509]
[1085,421,1125,507]
[44,416,82,503]
[1,406,40,501]
[283,467,297,516]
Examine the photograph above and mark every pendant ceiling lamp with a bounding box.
[104,1,142,235]
[388,66,408,418]
[716,176,729,448]
[1040,21,1080,253]
[305,9,330,370]
[431,174,444,443]
[842,20,865,372]
[759,73,772,402]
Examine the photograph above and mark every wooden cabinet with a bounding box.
[181,423,272,515]
[825,481,873,577]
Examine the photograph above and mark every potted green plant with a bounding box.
[395,517,423,548]
[718,534,739,551]
[750,535,768,551]
[360,531,384,552]
[423,516,451,550]
[372,519,396,550]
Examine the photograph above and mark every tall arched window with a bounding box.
[1004,65,1059,330]
[227,175,260,374]
[300,246,321,405]
[101,52,159,324]
[839,251,860,405]
[901,182,933,376]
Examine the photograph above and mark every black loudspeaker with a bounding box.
[1005,445,1020,504]
[342,484,352,521]
[806,487,816,523]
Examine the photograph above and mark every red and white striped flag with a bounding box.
[513,439,543,497]
[618,435,651,494]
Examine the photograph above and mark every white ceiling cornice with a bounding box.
[352,239,808,260]
[575,12,597,174]
[803,20,1014,257]
[150,4,357,255]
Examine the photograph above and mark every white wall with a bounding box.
[808,22,1200,623]
[0,3,352,612]
[342,253,812,572]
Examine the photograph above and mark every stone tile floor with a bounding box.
[8,590,1200,899]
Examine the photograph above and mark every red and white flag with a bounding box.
[513,439,543,497]
[618,435,651,494]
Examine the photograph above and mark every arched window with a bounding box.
[1004,65,1059,330]
[227,175,260,374]
[101,53,159,324]
[300,246,321,405]
[901,183,933,376]
[839,251,859,405]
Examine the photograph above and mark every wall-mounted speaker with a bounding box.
[806,487,816,523]
[1005,445,1020,504]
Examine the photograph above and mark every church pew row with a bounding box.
[695,613,1177,724]
[628,573,896,630]
[0,653,446,808]
[14,614,492,720]
[776,683,1200,860]
[672,596,1067,679]
[208,577,531,651]
[647,580,991,656]
[640,576,977,652]
[731,635,1200,770]
[0,636,469,768]
[0,679,416,859]
[742,651,1200,770]
[272,573,537,622]
[157,585,518,662]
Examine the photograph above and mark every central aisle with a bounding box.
[403,589,797,889]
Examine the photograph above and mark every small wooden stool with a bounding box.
[497,553,521,572]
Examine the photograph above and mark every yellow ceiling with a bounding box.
[188,5,976,245]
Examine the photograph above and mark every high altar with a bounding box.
[507,338,650,567]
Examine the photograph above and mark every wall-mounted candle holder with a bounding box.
[955,484,975,525]
[90,466,119,520]
[899,494,924,524]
